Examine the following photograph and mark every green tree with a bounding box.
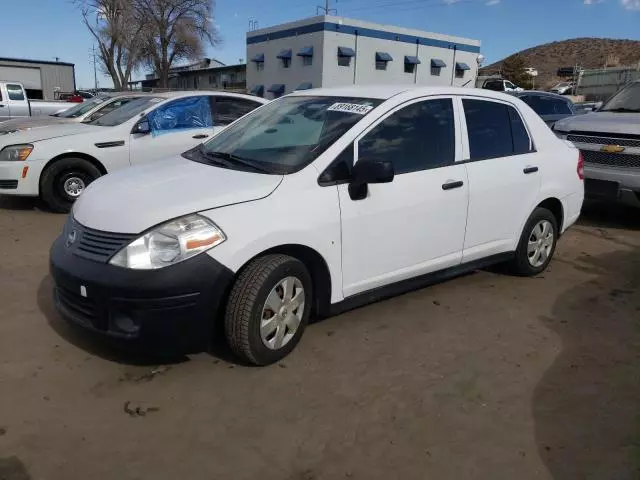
[501,54,532,89]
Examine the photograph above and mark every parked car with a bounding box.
[0,82,79,122]
[0,93,148,134]
[0,91,268,211]
[511,91,576,128]
[50,86,584,365]
[554,80,640,206]
[550,82,575,95]
[480,79,524,92]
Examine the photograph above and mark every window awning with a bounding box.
[338,46,356,57]
[375,52,393,62]
[297,46,314,57]
[277,49,292,59]
[250,85,264,96]
[296,82,313,90]
[251,53,264,62]
[267,84,285,94]
[404,56,421,65]
[455,62,471,71]
[431,59,446,68]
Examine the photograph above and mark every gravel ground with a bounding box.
[0,197,638,480]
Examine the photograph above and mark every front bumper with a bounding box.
[584,164,640,206]
[50,233,234,351]
[0,160,43,196]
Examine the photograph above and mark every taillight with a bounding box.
[577,151,584,180]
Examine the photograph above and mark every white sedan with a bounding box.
[0,91,268,212]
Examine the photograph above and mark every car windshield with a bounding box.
[187,96,383,174]
[53,97,106,118]
[554,82,571,88]
[89,96,163,126]
[600,82,640,112]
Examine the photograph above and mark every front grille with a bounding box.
[0,180,18,189]
[581,150,640,169]
[70,219,137,263]
[55,286,106,330]
[568,134,640,149]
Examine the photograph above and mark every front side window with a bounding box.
[358,99,455,175]
[188,96,382,174]
[463,99,533,161]
[7,84,25,101]
[147,96,213,133]
[484,80,504,91]
[90,96,163,127]
[522,96,573,116]
[213,97,263,126]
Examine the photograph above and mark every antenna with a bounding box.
[317,0,337,15]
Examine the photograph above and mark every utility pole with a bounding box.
[92,45,99,93]
[317,0,336,15]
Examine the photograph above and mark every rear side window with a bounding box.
[213,97,262,126]
[7,84,25,101]
[358,98,455,174]
[484,80,504,91]
[463,99,533,160]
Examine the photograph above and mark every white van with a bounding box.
[50,86,584,365]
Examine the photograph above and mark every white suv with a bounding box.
[50,86,584,365]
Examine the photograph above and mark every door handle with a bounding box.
[0,104,5,107]
[442,180,464,191]
[192,134,209,139]
[523,166,539,174]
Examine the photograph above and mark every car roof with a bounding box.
[512,90,571,100]
[289,85,520,101]
[150,90,268,102]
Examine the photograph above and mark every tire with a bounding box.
[40,158,102,213]
[509,207,558,276]
[224,254,312,366]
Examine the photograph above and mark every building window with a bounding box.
[431,67,441,76]
[376,61,387,71]
[303,56,312,66]
[277,49,293,69]
[375,52,393,71]
[404,56,420,74]
[282,58,291,68]
[456,69,465,79]
[338,56,351,67]
[455,62,470,79]
[209,75,214,84]
[405,63,415,74]
[256,62,264,71]
[337,47,355,67]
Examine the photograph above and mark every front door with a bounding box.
[459,97,541,262]
[129,95,215,165]
[338,97,469,298]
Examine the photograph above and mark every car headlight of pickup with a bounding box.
[110,214,226,270]
[0,144,33,161]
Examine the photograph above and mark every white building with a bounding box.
[246,15,481,99]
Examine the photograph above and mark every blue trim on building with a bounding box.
[251,53,264,62]
[376,52,393,62]
[297,46,314,57]
[338,46,356,57]
[455,62,471,71]
[250,85,264,96]
[431,59,447,68]
[404,56,421,65]
[247,21,480,54]
[277,49,292,59]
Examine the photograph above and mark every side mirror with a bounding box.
[348,158,394,200]
[132,118,151,135]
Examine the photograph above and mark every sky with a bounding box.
[1,0,639,89]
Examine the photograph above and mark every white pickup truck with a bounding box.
[0,82,77,122]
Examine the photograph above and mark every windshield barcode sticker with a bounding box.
[327,103,374,115]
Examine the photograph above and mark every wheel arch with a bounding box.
[536,197,564,234]
[232,244,333,319]
[40,152,108,191]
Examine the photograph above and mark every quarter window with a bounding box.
[358,99,455,175]
[463,99,533,161]
[213,97,262,126]
[7,84,25,101]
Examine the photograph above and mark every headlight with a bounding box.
[110,214,226,270]
[0,144,33,161]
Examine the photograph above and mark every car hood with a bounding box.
[0,123,102,145]
[73,156,283,233]
[0,116,73,134]
[555,111,640,135]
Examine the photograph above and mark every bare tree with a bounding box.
[134,0,220,88]
[76,0,145,90]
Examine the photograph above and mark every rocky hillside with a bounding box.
[480,38,640,89]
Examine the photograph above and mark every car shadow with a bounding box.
[37,275,241,366]
[533,248,640,479]
[0,195,46,212]
[578,201,640,231]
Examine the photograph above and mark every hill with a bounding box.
[480,38,640,89]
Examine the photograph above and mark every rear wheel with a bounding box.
[40,158,101,213]
[224,254,312,366]
[509,207,558,276]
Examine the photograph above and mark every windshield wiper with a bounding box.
[203,150,271,174]
[602,107,640,113]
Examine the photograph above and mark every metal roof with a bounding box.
[0,57,74,67]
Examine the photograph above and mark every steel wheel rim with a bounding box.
[63,176,85,197]
[527,220,554,267]
[260,276,305,350]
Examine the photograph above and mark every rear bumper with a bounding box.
[50,234,234,351]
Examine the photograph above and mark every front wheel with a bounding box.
[40,158,102,213]
[509,207,558,276]
[224,254,312,366]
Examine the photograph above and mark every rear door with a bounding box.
[129,95,214,165]
[459,97,541,262]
